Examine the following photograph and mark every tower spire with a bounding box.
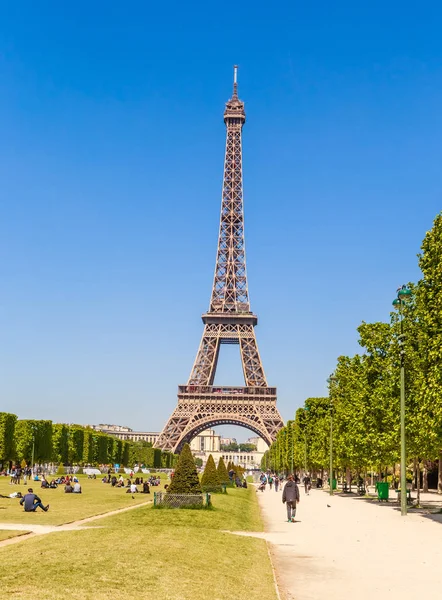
[233,64,238,98]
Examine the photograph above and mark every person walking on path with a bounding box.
[304,474,311,495]
[282,475,300,522]
[268,475,274,490]
[20,488,49,512]
[274,476,280,492]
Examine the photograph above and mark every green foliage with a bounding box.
[221,442,239,451]
[69,426,84,464]
[153,448,162,468]
[265,213,442,481]
[122,442,130,467]
[167,443,202,495]
[52,424,69,464]
[130,441,153,467]
[201,454,221,491]
[0,413,17,462]
[15,420,53,463]
[82,429,94,464]
[216,456,230,484]
[239,443,257,452]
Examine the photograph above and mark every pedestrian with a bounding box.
[304,474,311,495]
[268,474,273,490]
[282,475,300,523]
[274,475,280,492]
[19,488,49,512]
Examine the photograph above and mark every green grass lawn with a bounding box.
[0,487,277,600]
[0,475,165,526]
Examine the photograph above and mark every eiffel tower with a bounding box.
[155,67,284,452]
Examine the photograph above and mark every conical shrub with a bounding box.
[201,454,221,492]
[217,456,230,485]
[167,443,202,494]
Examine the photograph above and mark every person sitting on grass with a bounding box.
[41,477,49,489]
[20,488,49,512]
[49,479,58,489]
[126,482,138,494]
[65,482,73,493]
[73,481,82,494]
[142,481,150,494]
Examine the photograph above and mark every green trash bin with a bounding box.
[327,478,337,490]
[377,482,389,502]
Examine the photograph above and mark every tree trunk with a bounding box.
[346,467,351,491]
[423,460,429,493]
[438,450,442,494]
[412,458,417,491]
[415,459,421,506]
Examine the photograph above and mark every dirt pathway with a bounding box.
[253,486,442,600]
[0,499,152,549]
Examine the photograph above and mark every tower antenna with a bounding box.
[233,65,238,97]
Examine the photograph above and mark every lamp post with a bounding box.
[327,374,337,496]
[392,284,412,517]
[31,435,35,476]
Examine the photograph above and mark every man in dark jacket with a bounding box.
[282,475,300,522]
[20,488,49,512]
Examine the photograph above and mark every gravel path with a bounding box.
[254,486,442,600]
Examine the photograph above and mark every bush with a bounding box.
[201,454,222,492]
[57,463,65,475]
[167,443,202,495]
[217,456,231,486]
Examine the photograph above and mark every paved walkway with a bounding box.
[251,487,442,600]
[0,499,152,548]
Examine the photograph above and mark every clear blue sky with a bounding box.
[1,3,442,440]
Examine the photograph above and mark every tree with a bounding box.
[221,442,239,452]
[217,456,230,485]
[201,454,220,491]
[52,424,69,464]
[416,213,442,493]
[194,457,203,467]
[69,426,84,464]
[0,413,17,464]
[15,420,53,463]
[167,443,201,494]
[82,428,93,464]
[130,440,153,466]
[122,442,130,467]
[238,443,257,452]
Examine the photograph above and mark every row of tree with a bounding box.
[167,445,246,496]
[262,212,442,493]
[220,443,257,452]
[0,413,175,469]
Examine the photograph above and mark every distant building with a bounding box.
[220,437,237,446]
[245,436,269,453]
[91,424,160,445]
[190,429,220,453]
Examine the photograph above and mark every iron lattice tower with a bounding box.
[155,67,284,452]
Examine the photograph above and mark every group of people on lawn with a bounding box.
[99,474,161,494]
